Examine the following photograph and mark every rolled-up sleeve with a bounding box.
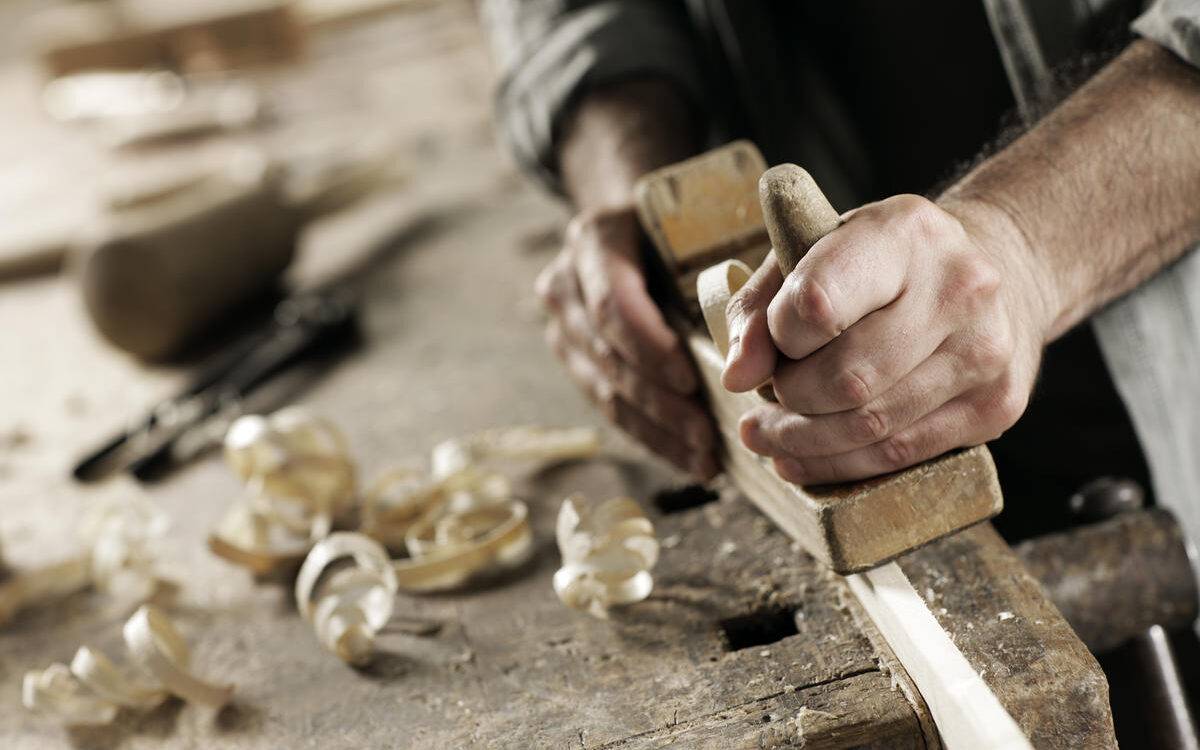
[1133,0,1200,66]
[481,0,706,194]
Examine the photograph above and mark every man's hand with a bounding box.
[544,78,714,477]
[722,194,1054,484]
[536,204,717,478]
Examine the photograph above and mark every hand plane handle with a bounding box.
[759,164,841,276]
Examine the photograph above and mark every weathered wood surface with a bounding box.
[0,2,938,748]
[897,525,1116,748]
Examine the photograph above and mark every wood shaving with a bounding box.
[0,493,168,625]
[393,501,532,592]
[697,259,754,358]
[22,604,232,725]
[80,493,170,605]
[213,418,597,602]
[553,494,659,618]
[210,408,357,574]
[362,426,598,592]
[295,533,398,666]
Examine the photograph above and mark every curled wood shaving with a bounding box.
[0,494,168,625]
[394,501,532,592]
[362,425,599,532]
[295,532,398,665]
[360,468,448,551]
[214,420,597,599]
[363,426,598,592]
[431,426,601,485]
[80,493,170,605]
[553,494,659,618]
[211,408,357,573]
[0,559,90,627]
[22,604,232,725]
[697,258,754,359]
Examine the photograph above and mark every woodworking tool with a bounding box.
[636,141,1001,573]
[76,143,400,361]
[72,284,358,483]
[78,155,302,361]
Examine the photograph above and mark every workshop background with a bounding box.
[0,1,1198,748]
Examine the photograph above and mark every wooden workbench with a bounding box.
[0,2,1112,747]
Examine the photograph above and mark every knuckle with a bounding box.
[986,384,1028,435]
[831,366,874,408]
[594,382,620,421]
[727,279,769,321]
[962,328,1012,376]
[847,403,890,443]
[725,289,754,322]
[619,372,655,416]
[895,195,945,239]
[878,432,916,470]
[944,256,1002,311]
[586,288,617,329]
[787,275,841,338]
[591,337,620,373]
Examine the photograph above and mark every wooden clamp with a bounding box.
[635,141,1116,748]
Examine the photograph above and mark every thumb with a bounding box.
[722,254,783,393]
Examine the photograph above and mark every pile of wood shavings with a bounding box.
[210,409,601,664]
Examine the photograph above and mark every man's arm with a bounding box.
[482,0,718,475]
[944,39,1200,339]
[537,79,719,477]
[722,39,1200,484]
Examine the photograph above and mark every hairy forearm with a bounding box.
[942,40,1200,342]
[559,78,700,210]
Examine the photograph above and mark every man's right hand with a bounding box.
[535,204,717,478]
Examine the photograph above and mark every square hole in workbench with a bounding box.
[719,608,800,651]
[652,484,720,514]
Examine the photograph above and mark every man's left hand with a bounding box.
[721,194,1054,484]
